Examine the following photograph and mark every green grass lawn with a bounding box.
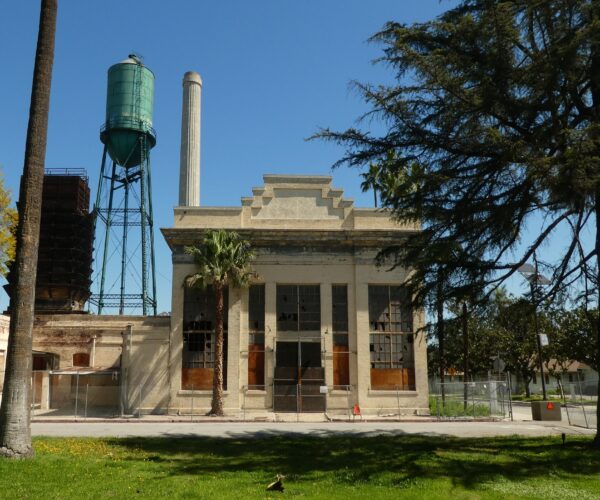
[0,434,599,499]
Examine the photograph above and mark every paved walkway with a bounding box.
[31,420,595,439]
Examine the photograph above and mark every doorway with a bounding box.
[273,341,325,412]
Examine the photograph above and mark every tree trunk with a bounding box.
[0,0,57,459]
[437,282,445,404]
[462,302,469,410]
[591,0,600,449]
[594,188,600,447]
[210,281,225,416]
[524,373,531,398]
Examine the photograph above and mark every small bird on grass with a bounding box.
[266,474,285,492]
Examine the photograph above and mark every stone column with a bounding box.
[321,283,333,387]
[226,287,242,412]
[179,71,202,206]
[264,282,277,409]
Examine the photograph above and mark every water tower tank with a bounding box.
[100,55,156,168]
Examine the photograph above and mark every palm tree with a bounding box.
[185,230,255,416]
[360,151,403,208]
[0,0,57,459]
[360,162,381,208]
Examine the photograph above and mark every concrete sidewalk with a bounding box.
[31,420,595,439]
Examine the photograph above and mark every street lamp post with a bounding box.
[518,259,551,401]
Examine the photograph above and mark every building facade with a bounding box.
[162,175,429,416]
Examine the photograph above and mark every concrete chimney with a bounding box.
[179,71,202,206]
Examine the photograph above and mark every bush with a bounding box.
[429,395,491,417]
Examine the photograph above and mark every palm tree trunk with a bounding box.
[210,281,225,416]
[0,0,57,459]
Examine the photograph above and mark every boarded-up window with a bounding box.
[276,285,320,332]
[33,354,49,371]
[332,285,349,387]
[248,284,265,388]
[73,352,90,367]
[182,285,228,390]
[368,285,415,390]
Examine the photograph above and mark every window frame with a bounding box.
[248,284,266,388]
[276,284,321,333]
[182,284,228,389]
[368,285,416,390]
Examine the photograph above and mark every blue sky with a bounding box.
[0,1,460,313]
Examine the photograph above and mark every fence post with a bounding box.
[296,384,300,423]
[75,373,80,418]
[31,372,35,413]
[558,376,572,425]
[85,383,89,419]
[507,371,513,421]
[488,379,493,417]
[119,372,125,417]
[577,371,589,428]
[190,384,194,422]
[346,385,351,420]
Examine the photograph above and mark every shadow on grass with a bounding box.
[107,432,600,489]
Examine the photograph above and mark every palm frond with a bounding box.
[184,229,256,289]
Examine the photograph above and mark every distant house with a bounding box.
[530,360,597,397]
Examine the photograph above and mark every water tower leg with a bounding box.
[93,146,108,235]
[140,136,148,316]
[98,161,117,314]
[146,154,158,316]
[119,175,130,315]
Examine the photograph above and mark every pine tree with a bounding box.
[316,0,600,446]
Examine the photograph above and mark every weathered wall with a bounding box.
[32,314,171,414]
[165,175,429,416]
[170,246,429,416]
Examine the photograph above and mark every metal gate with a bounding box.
[273,341,325,412]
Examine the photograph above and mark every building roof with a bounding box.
[164,174,418,249]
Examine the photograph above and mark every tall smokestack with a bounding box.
[179,71,202,206]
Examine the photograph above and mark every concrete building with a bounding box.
[161,174,429,416]
[20,174,428,418]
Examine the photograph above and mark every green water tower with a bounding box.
[92,54,157,316]
[100,55,156,167]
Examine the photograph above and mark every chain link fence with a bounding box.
[561,372,598,430]
[31,370,121,418]
[430,379,513,420]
